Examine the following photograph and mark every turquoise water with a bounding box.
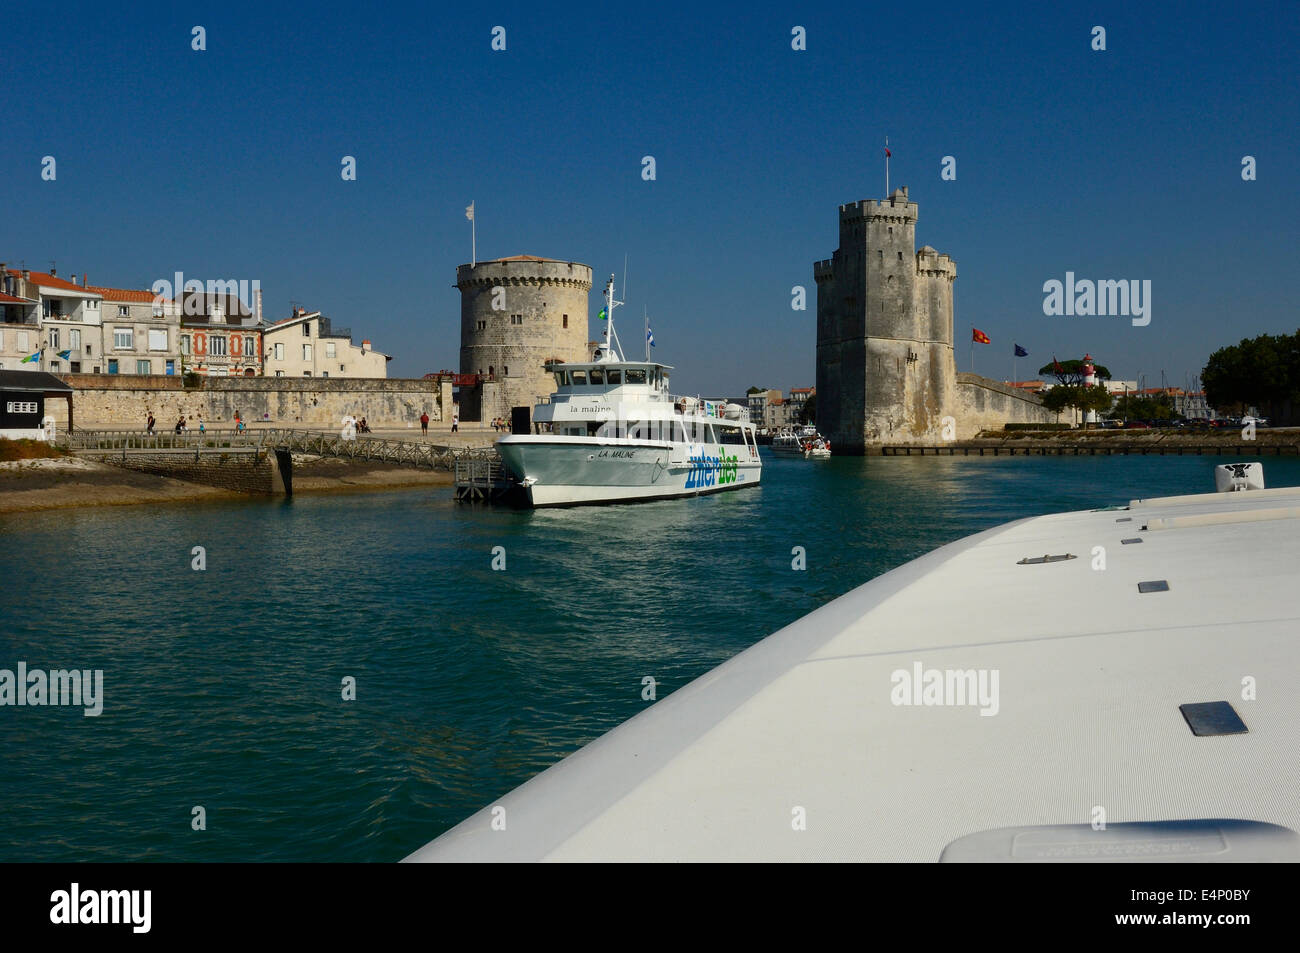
[3,452,1296,861]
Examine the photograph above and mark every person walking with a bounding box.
[451,410,459,434]
[147,412,156,435]
[420,411,429,436]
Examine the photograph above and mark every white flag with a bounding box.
[465,202,474,221]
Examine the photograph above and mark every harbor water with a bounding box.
[3,452,1295,861]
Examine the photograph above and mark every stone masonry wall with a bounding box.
[953,374,1058,439]
[51,375,444,430]
[457,258,592,423]
[93,449,280,494]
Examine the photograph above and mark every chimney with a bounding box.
[362,339,371,349]
[83,273,88,287]
[70,273,78,286]
[49,265,56,276]
[22,269,30,280]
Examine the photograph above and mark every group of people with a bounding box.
[490,416,509,432]
[144,410,242,435]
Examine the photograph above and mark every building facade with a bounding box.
[262,308,389,378]
[89,284,183,377]
[177,291,265,377]
[2,266,103,375]
[456,255,592,422]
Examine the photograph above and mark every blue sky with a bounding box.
[4,0,1296,395]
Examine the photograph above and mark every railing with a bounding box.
[65,429,259,451]
[64,428,499,471]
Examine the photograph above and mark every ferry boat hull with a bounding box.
[497,435,761,507]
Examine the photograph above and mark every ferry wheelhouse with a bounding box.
[495,276,762,506]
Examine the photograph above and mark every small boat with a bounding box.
[771,429,831,458]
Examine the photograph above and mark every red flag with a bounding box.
[1052,355,1063,374]
[972,328,990,344]
[884,147,892,157]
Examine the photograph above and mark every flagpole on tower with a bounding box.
[466,201,476,266]
[885,136,890,196]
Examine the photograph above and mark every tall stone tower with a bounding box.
[814,187,957,452]
[456,255,592,421]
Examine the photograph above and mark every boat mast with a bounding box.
[603,274,625,360]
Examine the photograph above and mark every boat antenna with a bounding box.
[603,274,626,360]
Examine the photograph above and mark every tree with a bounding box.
[1037,359,1113,387]
[1203,331,1299,413]
[797,393,817,425]
[1078,384,1115,422]
[1040,385,1076,420]
[1040,384,1111,426]
[746,385,765,394]
[1109,393,1174,421]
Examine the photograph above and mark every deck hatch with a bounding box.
[1180,702,1248,737]
[1115,517,1133,522]
[1017,554,1077,565]
[1121,538,1143,544]
[1137,580,1169,592]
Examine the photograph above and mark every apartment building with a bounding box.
[262,307,388,378]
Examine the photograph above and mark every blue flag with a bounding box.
[647,328,655,347]
[1014,344,1029,357]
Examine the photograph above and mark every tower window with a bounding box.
[511,314,523,325]
[888,227,893,237]
[562,314,568,328]
[878,249,883,260]
[504,366,509,376]
[898,251,903,260]
[476,320,486,331]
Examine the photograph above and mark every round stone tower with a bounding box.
[456,255,592,422]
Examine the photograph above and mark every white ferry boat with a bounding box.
[495,276,762,507]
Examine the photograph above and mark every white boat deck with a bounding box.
[407,480,1300,862]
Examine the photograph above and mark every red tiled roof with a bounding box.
[5,268,94,294]
[86,285,159,303]
[0,292,37,304]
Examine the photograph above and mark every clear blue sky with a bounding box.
[3,0,1296,395]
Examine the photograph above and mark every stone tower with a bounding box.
[814,187,957,452]
[456,255,592,421]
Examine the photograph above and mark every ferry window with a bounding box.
[589,369,605,385]
[705,425,717,443]
[626,368,647,384]
[571,370,586,385]
[669,422,685,443]
[554,371,568,387]
[607,369,621,385]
